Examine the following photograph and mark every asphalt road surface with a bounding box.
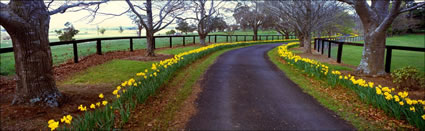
[186,43,354,130]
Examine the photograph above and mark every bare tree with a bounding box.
[126,0,185,56]
[233,2,272,41]
[185,0,224,45]
[338,0,425,75]
[267,0,344,54]
[0,0,110,107]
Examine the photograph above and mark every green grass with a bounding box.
[330,34,424,73]
[0,30,286,76]
[62,60,155,85]
[157,46,201,55]
[268,48,381,130]
[61,46,204,85]
[154,46,245,129]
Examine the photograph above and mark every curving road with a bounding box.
[186,43,354,130]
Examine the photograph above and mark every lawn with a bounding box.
[329,34,424,73]
[0,30,282,76]
[61,46,201,85]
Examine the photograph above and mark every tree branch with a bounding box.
[48,0,109,15]
[126,0,147,29]
[400,2,425,13]
[0,3,28,29]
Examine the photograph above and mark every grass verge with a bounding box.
[268,48,413,130]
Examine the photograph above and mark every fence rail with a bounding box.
[0,34,295,63]
[314,37,425,73]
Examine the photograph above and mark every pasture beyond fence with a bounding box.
[0,34,296,64]
[314,37,425,73]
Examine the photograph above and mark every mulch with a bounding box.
[0,45,193,130]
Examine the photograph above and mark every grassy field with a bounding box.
[0,30,280,76]
[61,46,202,85]
[328,34,424,73]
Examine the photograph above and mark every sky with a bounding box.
[48,1,237,30]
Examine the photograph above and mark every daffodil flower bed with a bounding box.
[277,42,425,129]
[47,39,296,130]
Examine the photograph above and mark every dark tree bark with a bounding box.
[0,0,108,107]
[1,1,61,107]
[253,28,258,41]
[338,0,425,75]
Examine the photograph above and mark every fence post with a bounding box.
[236,36,238,42]
[244,35,247,41]
[130,38,134,52]
[328,41,331,58]
[73,41,78,63]
[208,35,211,43]
[321,40,325,55]
[259,36,261,40]
[169,36,172,48]
[226,36,228,42]
[183,36,186,46]
[96,39,102,55]
[272,36,274,40]
[385,47,392,73]
[337,42,343,63]
[193,36,195,44]
[266,36,268,40]
[215,35,217,43]
[314,39,317,50]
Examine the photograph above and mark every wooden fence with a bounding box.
[0,34,295,63]
[314,37,425,73]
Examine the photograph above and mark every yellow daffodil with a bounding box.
[96,102,101,107]
[112,90,118,95]
[99,93,104,99]
[60,115,72,124]
[48,119,59,131]
[399,101,404,106]
[409,106,415,112]
[78,104,87,111]
[90,104,96,109]
[102,101,108,106]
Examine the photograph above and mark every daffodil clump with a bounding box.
[277,42,425,129]
[47,39,296,130]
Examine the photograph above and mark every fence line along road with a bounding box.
[313,37,425,73]
[0,34,296,63]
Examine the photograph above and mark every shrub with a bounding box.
[391,66,425,90]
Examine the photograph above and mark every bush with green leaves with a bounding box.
[54,22,79,41]
[391,66,425,90]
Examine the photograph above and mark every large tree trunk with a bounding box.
[285,32,290,39]
[145,0,155,56]
[253,28,258,41]
[297,34,304,47]
[2,1,62,107]
[146,30,155,56]
[303,33,312,54]
[357,30,386,75]
[199,34,207,45]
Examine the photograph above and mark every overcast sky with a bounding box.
[0,1,237,31]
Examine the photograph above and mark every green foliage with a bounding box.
[98,28,106,35]
[391,66,425,90]
[175,19,197,34]
[165,30,176,35]
[54,22,79,41]
[119,26,124,34]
